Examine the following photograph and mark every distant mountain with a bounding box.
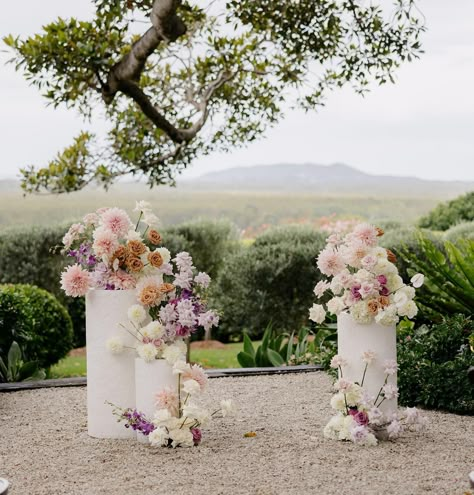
[186,163,473,197]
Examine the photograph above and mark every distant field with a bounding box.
[0,182,441,229]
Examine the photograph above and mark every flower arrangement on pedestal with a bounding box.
[109,358,235,448]
[324,352,427,446]
[59,201,170,295]
[308,223,424,326]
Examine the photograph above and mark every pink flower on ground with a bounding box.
[183,364,208,391]
[191,427,202,446]
[352,223,379,247]
[353,411,369,426]
[350,424,369,444]
[60,264,91,297]
[155,388,179,416]
[92,228,119,259]
[317,247,345,276]
[109,269,137,290]
[100,207,132,237]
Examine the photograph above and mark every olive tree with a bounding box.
[4,0,424,193]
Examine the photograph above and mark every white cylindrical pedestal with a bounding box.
[86,289,137,439]
[337,312,397,415]
[135,358,176,443]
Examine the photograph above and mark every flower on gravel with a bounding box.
[220,399,235,417]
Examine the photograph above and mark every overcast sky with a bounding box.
[0,0,473,182]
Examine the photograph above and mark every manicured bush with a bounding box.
[0,284,73,369]
[418,191,474,231]
[443,221,474,242]
[211,226,327,341]
[0,219,238,347]
[0,223,86,345]
[398,314,474,415]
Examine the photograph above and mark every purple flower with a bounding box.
[377,275,387,285]
[350,284,362,300]
[379,286,390,296]
[354,411,369,426]
[191,427,202,446]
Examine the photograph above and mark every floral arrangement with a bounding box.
[105,250,219,359]
[324,352,427,446]
[109,358,235,448]
[60,201,169,295]
[309,223,424,326]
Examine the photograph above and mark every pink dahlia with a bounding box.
[100,207,132,237]
[317,247,345,276]
[155,388,179,416]
[92,228,119,259]
[109,269,137,290]
[60,264,91,297]
[352,223,379,247]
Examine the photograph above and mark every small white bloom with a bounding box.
[134,200,152,213]
[330,393,347,412]
[172,360,191,375]
[330,354,348,369]
[137,343,158,362]
[361,350,377,365]
[375,305,399,326]
[182,379,201,396]
[148,426,169,447]
[162,343,186,365]
[368,407,384,425]
[313,280,330,297]
[387,419,403,438]
[194,272,211,289]
[126,229,143,242]
[106,337,125,354]
[127,304,148,324]
[345,384,363,406]
[410,273,424,288]
[182,405,210,425]
[334,378,353,393]
[383,359,399,375]
[382,383,399,400]
[327,297,346,316]
[398,300,418,319]
[156,247,171,264]
[143,212,160,227]
[220,399,235,417]
[309,303,326,324]
[143,320,165,339]
[168,427,194,448]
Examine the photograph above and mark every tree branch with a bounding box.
[102,0,186,103]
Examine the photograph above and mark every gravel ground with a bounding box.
[1,372,473,495]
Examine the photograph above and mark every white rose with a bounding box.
[398,300,418,319]
[148,427,169,447]
[375,305,399,326]
[182,379,201,396]
[168,427,194,448]
[156,247,171,264]
[327,297,346,316]
[183,405,210,425]
[309,303,326,324]
[126,229,143,241]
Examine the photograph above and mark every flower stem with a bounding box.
[135,211,143,231]
[361,363,368,387]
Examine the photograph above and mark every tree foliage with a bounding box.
[4,0,424,193]
[418,191,474,231]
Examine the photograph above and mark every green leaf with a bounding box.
[242,333,255,358]
[267,348,285,367]
[237,351,255,368]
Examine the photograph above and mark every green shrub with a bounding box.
[418,191,474,231]
[253,224,327,247]
[0,223,86,346]
[443,221,474,242]
[0,284,73,369]
[398,314,474,415]
[211,226,327,341]
[163,219,239,279]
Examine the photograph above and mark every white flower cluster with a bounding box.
[309,223,424,326]
[324,351,427,447]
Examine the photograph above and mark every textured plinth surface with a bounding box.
[86,289,137,439]
[1,373,473,495]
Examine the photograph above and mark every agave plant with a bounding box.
[401,235,474,320]
[237,324,336,368]
[0,341,46,383]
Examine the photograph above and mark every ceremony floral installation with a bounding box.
[109,358,235,448]
[309,223,424,326]
[323,352,427,446]
[60,201,171,295]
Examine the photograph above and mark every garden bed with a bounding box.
[1,372,472,495]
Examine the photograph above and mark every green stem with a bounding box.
[135,211,143,231]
